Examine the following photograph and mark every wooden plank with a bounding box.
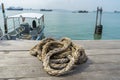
[0,51,120,67]
[0,50,120,66]
[0,66,48,78]
[0,50,120,65]
[0,40,38,51]
[0,67,120,79]
[86,49,120,55]
[0,63,120,79]
[65,70,120,80]
[18,77,62,80]
[87,54,120,64]
[0,51,31,58]
[21,70,120,80]
[0,40,120,50]
[16,76,120,80]
[0,55,120,67]
[74,40,120,49]
[0,58,41,67]
[0,49,120,59]
[0,62,120,75]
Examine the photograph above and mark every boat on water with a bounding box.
[40,9,52,11]
[0,3,45,40]
[114,10,120,13]
[72,10,88,13]
[7,6,23,11]
[0,13,45,40]
[78,10,88,13]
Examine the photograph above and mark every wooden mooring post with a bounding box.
[94,7,103,40]
[94,7,103,35]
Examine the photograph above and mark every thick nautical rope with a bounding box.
[30,37,87,76]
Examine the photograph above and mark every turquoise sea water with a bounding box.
[0,10,120,40]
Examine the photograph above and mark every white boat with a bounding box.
[0,13,45,40]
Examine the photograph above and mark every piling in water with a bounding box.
[94,7,103,35]
[94,7,103,40]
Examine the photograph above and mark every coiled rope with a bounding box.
[30,37,87,76]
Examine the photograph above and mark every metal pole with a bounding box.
[18,18,21,26]
[1,3,8,34]
[42,15,44,23]
[13,18,15,30]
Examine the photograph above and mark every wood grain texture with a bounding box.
[0,40,120,80]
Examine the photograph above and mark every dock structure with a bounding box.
[0,40,120,80]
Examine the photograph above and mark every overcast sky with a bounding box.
[1,0,120,11]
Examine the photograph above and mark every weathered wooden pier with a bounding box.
[0,40,120,80]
